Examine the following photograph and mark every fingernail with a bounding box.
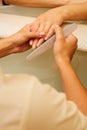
[39,32,45,35]
[37,42,40,47]
[30,43,32,46]
[37,43,40,47]
[45,37,48,40]
[32,44,36,49]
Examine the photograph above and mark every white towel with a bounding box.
[0,13,36,37]
[73,24,87,51]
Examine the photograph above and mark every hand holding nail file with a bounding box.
[26,23,77,61]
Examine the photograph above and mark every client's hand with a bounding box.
[29,7,65,49]
[0,24,44,57]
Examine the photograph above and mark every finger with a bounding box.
[29,39,34,46]
[29,31,45,47]
[28,31,45,39]
[36,38,44,47]
[38,24,45,32]
[30,21,40,32]
[32,39,39,49]
[32,38,44,49]
[66,34,78,49]
[31,36,41,48]
[45,24,55,40]
[43,22,52,35]
[66,34,78,44]
[55,25,65,42]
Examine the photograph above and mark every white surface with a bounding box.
[0,6,87,90]
[73,24,87,51]
[0,13,36,37]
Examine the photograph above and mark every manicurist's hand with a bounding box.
[53,25,78,64]
[9,24,44,47]
[0,24,44,57]
[53,25,87,116]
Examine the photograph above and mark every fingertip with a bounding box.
[45,35,49,40]
[54,25,60,34]
[71,34,78,42]
[37,42,41,47]
[30,40,33,46]
[55,24,59,29]
[37,38,44,47]
[32,44,37,49]
[37,41,41,47]
[45,31,53,40]
[39,31,45,36]
[31,39,38,49]
[67,34,77,42]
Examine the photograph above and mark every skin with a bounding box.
[0,24,44,58]
[4,0,69,7]
[53,25,87,115]
[29,2,87,48]
[4,0,87,7]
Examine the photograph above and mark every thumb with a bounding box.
[54,25,65,43]
[66,34,78,44]
[66,34,78,51]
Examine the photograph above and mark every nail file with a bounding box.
[26,23,77,61]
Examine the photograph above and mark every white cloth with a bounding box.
[0,13,36,37]
[0,69,87,130]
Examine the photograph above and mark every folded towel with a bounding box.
[73,24,87,51]
[0,13,36,37]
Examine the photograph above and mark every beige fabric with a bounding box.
[0,69,87,130]
[21,78,87,130]
[0,69,34,130]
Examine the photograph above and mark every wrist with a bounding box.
[58,5,75,21]
[54,55,71,69]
